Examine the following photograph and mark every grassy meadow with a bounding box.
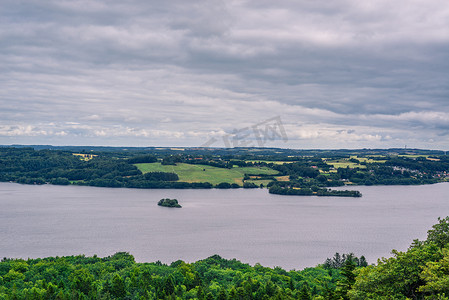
[324,160,366,169]
[135,163,279,185]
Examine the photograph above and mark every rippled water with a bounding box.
[1,182,449,270]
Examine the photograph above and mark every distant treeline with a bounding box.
[4,144,444,158]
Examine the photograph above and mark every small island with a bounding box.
[157,198,182,208]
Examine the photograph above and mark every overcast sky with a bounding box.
[1,0,449,149]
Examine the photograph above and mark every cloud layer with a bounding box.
[1,0,449,149]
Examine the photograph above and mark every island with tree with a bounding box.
[157,198,182,208]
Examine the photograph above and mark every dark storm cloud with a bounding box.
[1,0,449,148]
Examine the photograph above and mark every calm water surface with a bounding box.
[1,182,449,270]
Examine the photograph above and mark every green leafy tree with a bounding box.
[426,217,449,248]
[217,288,228,300]
[420,247,449,296]
[349,243,441,299]
[298,282,312,300]
[228,287,237,300]
[68,268,94,296]
[110,273,126,298]
[164,274,175,296]
[335,259,356,299]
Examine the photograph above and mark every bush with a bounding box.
[215,182,231,189]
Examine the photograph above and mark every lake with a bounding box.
[1,182,449,270]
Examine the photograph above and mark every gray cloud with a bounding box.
[1,0,449,149]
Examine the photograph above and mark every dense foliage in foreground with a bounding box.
[0,252,350,300]
[348,217,449,300]
[2,218,449,299]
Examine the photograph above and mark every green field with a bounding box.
[323,156,390,170]
[324,160,367,169]
[135,163,278,185]
[398,154,429,158]
[350,156,386,164]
